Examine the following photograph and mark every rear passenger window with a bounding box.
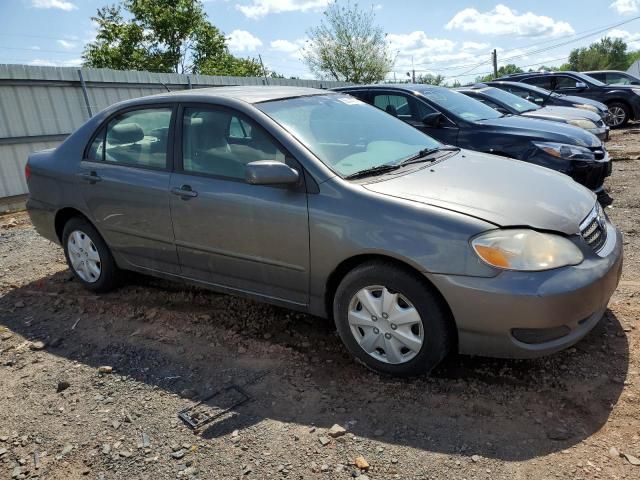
[372,93,436,123]
[89,108,172,168]
[182,107,286,180]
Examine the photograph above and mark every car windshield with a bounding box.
[482,87,539,113]
[420,88,503,121]
[257,94,441,178]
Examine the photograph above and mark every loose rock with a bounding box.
[354,456,370,470]
[98,366,113,374]
[328,424,346,438]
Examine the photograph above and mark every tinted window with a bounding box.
[555,76,581,89]
[607,73,632,85]
[587,72,606,82]
[345,90,369,101]
[523,76,553,90]
[421,88,503,121]
[94,108,172,168]
[182,107,285,179]
[257,94,440,178]
[372,93,437,122]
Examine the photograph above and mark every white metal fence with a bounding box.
[0,64,351,200]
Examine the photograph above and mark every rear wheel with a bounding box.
[607,102,630,128]
[333,261,452,377]
[62,217,119,292]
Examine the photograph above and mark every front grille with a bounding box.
[580,205,607,252]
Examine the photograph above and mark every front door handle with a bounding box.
[171,185,198,198]
[78,171,101,184]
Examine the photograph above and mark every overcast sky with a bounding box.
[1,0,640,81]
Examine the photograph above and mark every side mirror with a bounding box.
[575,81,587,90]
[245,160,299,186]
[422,112,443,127]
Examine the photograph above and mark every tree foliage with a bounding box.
[83,0,264,76]
[563,37,629,71]
[303,1,393,83]
[415,73,446,85]
[476,64,523,82]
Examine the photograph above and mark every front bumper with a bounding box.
[429,222,623,358]
[589,126,609,142]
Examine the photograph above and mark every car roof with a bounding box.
[584,70,627,74]
[335,83,450,94]
[141,85,330,104]
[486,80,534,87]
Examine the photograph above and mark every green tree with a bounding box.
[303,1,393,83]
[415,73,446,85]
[476,64,523,82]
[83,0,264,76]
[564,37,629,71]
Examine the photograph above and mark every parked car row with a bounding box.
[26,84,623,377]
[334,84,612,205]
[498,70,640,128]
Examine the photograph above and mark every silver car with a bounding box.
[26,87,623,376]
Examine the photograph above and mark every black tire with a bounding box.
[333,261,452,377]
[607,102,630,128]
[62,217,120,293]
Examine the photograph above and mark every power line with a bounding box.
[412,14,640,73]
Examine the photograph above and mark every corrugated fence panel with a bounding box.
[0,140,61,198]
[0,64,352,199]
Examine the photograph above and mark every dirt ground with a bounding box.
[1,130,639,480]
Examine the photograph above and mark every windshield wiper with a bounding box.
[345,163,401,179]
[400,146,460,166]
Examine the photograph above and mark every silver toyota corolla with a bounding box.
[26,87,623,376]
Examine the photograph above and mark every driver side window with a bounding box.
[555,76,582,90]
[182,107,286,180]
[372,93,436,123]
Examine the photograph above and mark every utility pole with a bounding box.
[492,49,498,79]
[411,56,416,83]
[258,54,269,85]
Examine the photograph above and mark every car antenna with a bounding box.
[159,82,172,93]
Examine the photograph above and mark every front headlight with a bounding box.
[472,229,583,271]
[567,118,597,130]
[574,103,598,114]
[533,141,596,160]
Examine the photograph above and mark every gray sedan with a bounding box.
[26,86,623,376]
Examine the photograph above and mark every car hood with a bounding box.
[363,150,595,235]
[476,115,601,147]
[522,106,602,123]
[555,94,607,110]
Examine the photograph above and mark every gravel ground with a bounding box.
[0,129,639,480]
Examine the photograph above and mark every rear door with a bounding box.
[169,104,310,305]
[80,106,179,274]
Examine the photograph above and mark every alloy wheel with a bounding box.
[347,285,424,364]
[608,106,626,127]
[67,230,102,283]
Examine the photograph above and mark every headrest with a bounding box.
[109,123,144,145]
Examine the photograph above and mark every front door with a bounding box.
[369,91,459,145]
[169,105,310,306]
[80,106,180,274]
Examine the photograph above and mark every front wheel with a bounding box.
[607,102,630,128]
[62,217,120,293]
[333,261,452,377]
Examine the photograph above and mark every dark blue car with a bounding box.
[334,84,612,204]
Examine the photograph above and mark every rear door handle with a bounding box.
[171,185,198,198]
[78,171,101,183]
